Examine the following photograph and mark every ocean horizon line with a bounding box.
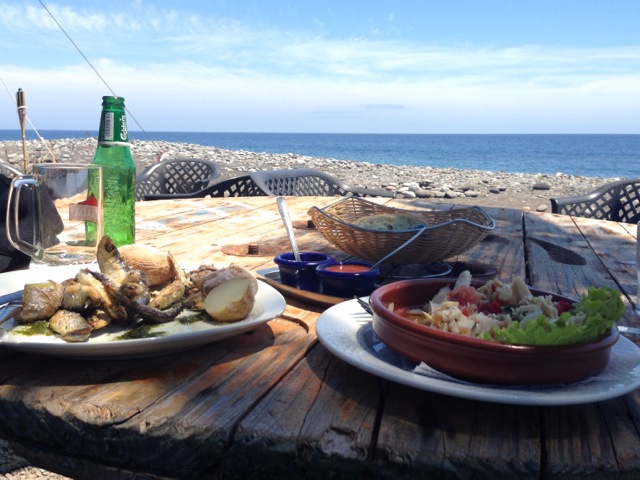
[1,129,639,137]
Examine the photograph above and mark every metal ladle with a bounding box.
[276,196,302,262]
[369,226,428,270]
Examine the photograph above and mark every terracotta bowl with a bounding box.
[369,278,619,385]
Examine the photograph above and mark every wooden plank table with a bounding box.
[1,196,640,479]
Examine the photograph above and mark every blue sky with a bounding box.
[1,0,639,133]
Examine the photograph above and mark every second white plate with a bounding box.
[316,298,640,406]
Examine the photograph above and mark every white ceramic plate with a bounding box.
[316,299,640,406]
[0,264,286,359]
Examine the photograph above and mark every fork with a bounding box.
[0,301,22,326]
[354,296,373,315]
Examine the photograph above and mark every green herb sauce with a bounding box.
[115,325,168,340]
[13,320,55,337]
[178,312,208,325]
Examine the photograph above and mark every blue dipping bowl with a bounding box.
[274,252,334,293]
[316,260,380,297]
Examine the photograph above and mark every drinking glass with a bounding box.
[6,164,103,266]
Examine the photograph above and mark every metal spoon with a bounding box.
[276,196,302,262]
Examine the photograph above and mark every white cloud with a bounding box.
[0,2,638,133]
[3,57,637,133]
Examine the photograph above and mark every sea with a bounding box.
[1,130,639,179]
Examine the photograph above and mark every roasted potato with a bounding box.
[119,244,175,287]
[201,266,258,322]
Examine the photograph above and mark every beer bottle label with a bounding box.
[98,111,130,146]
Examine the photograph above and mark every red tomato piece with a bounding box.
[555,300,573,313]
[479,301,503,315]
[448,285,480,306]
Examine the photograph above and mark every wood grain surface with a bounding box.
[0,196,639,479]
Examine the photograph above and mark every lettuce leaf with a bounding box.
[480,287,624,346]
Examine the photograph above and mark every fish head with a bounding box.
[97,236,117,256]
[97,236,125,275]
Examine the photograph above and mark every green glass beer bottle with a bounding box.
[88,96,136,247]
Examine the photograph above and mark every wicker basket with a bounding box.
[308,197,495,264]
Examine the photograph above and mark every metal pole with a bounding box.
[16,88,27,172]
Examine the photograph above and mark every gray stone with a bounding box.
[415,189,434,198]
[445,191,462,199]
[397,190,417,198]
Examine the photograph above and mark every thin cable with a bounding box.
[38,0,148,136]
[38,0,115,97]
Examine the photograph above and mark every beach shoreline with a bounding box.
[1,137,617,211]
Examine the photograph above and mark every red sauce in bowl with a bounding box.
[325,264,371,273]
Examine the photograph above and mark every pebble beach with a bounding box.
[1,136,619,211]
